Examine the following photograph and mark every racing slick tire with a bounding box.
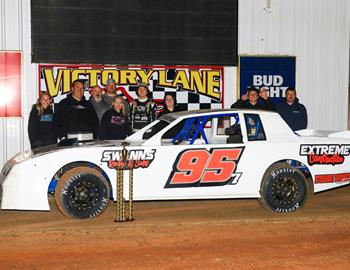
[258,163,308,213]
[55,166,110,219]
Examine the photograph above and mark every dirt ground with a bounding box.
[0,185,349,270]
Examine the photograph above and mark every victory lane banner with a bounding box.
[239,56,296,104]
[39,65,224,111]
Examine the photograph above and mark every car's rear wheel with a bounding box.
[258,163,308,213]
[55,166,110,219]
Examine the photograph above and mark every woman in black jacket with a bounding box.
[158,93,181,117]
[28,92,57,149]
[99,95,132,140]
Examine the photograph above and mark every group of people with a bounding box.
[28,81,307,150]
[231,86,308,131]
[28,80,180,149]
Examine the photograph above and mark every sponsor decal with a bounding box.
[275,203,299,213]
[270,167,295,178]
[89,197,109,219]
[239,56,295,103]
[299,144,350,166]
[165,147,244,188]
[314,172,350,184]
[101,149,156,170]
[39,65,223,102]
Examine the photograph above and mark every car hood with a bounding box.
[31,140,132,158]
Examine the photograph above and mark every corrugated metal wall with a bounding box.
[0,0,37,167]
[239,0,350,130]
[0,0,349,167]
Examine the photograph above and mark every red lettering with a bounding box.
[315,172,350,184]
[308,153,344,166]
[166,148,244,187]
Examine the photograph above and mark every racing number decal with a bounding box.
[165,147,244,188]
[170,149,210,184]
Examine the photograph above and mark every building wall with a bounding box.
[239,0,350,130]
[0,0,349,167]
[0,0,36,167]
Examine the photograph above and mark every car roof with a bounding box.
[159,108,278,122]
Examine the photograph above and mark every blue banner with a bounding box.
[239,56,296,103]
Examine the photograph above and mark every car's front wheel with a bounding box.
[55,166,110,219]
[258,163,309,213]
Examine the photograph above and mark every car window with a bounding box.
[143,120,170,140]
[217,114,243,144]
[162,113,243,145]
[162,116,210,145]
[244,114,266,141]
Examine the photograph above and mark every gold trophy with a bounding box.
[114,142,134,222]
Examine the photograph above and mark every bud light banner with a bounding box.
[239,56,296,103]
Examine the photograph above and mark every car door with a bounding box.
[131,112,258,200]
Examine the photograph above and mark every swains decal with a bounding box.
[299,144,350,166]
[165,147,244,188]
[101,149,156,170]
[315,172,350,184]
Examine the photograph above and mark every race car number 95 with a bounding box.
[165,147,244,188]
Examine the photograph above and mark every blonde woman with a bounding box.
[28,92,57,149]
[98,95,131,140]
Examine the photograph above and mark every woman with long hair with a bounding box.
[158,92,181,117]
[98,95,132,140]
[28,92,57,149]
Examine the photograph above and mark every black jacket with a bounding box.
[231,98,275,111]
[129,99,157,130]
[98,109,131,140]
[158,105,181,117]
[276,98,308,131]
[28,106,57,149]
[54,94,99,139]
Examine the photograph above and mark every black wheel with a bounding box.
[55,166,110,219]
[258,163,308,213]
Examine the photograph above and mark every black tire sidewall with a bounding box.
[261,165,308,213]
[56,170,109,219]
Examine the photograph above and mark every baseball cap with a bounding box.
[106,78,116,85]
[137,82,150,91]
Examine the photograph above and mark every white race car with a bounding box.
[1,109,350,219]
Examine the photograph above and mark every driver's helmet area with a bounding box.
[162,112,245,145]
[244,113,266,141]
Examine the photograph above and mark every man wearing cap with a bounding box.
[129,82,157,132]
[103,78,130,114]
[276,87,308,131]
[231,87,274,110]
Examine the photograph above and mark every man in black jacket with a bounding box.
[231,87,275,110]
[54,80,99,140]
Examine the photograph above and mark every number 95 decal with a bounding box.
[165,147,244,188]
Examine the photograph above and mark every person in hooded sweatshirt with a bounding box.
[54,79,99,140]
[98,95,132,140]
[28,91,57,149]
[276,87,308,131]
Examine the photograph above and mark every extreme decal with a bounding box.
[315,172,350,184]
[101,149,156,170]
[299,144,350,166]
[165,147,244,188]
